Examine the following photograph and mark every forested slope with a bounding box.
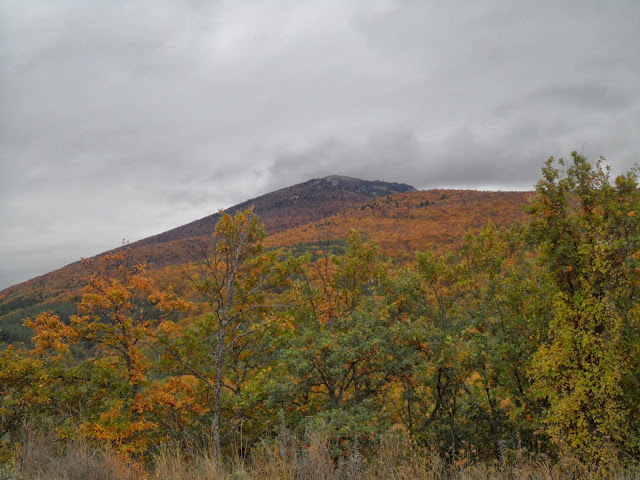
[1,154,639,477]
[0,187,527,344]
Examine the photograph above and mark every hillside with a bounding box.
[265,189,530,259]
[0,175,411,290]
[127,175,416,248]
[0,177,530,344]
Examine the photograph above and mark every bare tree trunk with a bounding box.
[213,327,225,461]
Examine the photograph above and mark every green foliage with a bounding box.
[4,151,639,471]
[527,152,640,464]
[274,230,391,449]
[0,296,41,317]
[285,238,348,260]
[379,223,551,460]
[155,208,292,458]
[0,301,77,344]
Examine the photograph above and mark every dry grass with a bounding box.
[5,430,138,480]
[4,427,638,480]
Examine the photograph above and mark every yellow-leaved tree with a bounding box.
[527,153,640,465]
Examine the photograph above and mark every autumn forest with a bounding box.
[1,153,640,479]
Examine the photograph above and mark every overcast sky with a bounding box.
[1,1,639,290]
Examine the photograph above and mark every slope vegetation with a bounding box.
[0,178,529,343]
[266,189,530,259]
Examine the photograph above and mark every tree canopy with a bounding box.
[2,152,639,472]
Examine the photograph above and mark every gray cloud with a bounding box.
[1,0,639,289]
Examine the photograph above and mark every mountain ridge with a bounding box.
[124,175,416,249]
[0,175,415,297]
[0,176,531,344]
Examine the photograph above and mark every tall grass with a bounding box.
[3,430,138,480]
[4,426,638,480]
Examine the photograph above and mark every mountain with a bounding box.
[265,189,530,258]
[1,174,413,293]
[0,175,530,344]
[128,175,416,248]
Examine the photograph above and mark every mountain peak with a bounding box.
[128,176,416,250]
[310,174,416,196]
[322,174,361,181]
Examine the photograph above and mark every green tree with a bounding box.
[156,208,289,459]
[454,223,551,458]
[276,230,391,447]
[527,152,640,464]
[384,249,471,459]
[384,223,553,460]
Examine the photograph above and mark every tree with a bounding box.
[25,252,189,453]
[527,152,640,464]
[384,222,552,460]
[383,248,472,459]
[274,229,392,449]
[156,208,289,459]
[0,345,49,455]
[453,223,551,457]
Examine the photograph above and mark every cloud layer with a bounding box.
[1,0,639,289]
